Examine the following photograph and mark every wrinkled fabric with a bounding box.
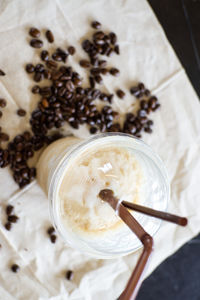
[0,0,200,299]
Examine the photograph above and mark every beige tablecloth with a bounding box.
[0,0,200,299]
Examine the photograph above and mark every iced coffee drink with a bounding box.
[37,133,169,258]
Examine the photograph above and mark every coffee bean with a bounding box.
[114,44,120,55]
[34,72,42,82]
[94,75,103,84]
[68,46,76,55]
[0,111,2,118]
[144,127,153,133]
[50,234,57,243]
[29,27,40,38]
[116,89,125,99]
[52,53,63,62]
[138,82,145,91]
[31,85,40,94]
[100,68,108,75]
[145,89,150,96]
[66,270,74,281]
[93,31,105,40]
[25,64,35,73]
[90,127,98,134]
[46,60,58,70]
[109,68,120,76]
[17,109,26,117]
[47,226,55,235]
[41,98,49,108]
[5,222,12,231]
[0,69,5,76]
[35,63,44,72]
[6,205,14,216]
[98,60,107,68]
[152,103,160,111]
[82,39,91,52]
[30,39,43,48]
[89,76,95,89]
[43,70,51,80]
[46,30,54,43]
[40,50,49,61]
[91,21,101,29]
[147,120,153,126]
[109,32,117,44]
[0,133,9,142]
[137,109,146,117]
[11,264,20,273]
[8,215,19,223]
[79,60,90,68]
[130,86,140,97]
[0,99,6,108]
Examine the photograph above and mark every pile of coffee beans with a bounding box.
[0,21,161,189]
[4,205,19,231]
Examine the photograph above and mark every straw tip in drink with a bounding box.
[99,189,114,201]
[179,217,188,226]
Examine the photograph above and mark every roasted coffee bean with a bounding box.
[29,27,40,38]
[147,120,153,126]
[93,31,105,40]
[91,68,101,76]
[11,264,20,273]
[66,270,74,281]
[140,100,148,110]
[5,222,12,231]
[47,226,55,235]
[109,68,120,76]
[30,39,43,48]
[41,50,49,61]
[8,215,19,223]
[0,99,6,108]
[0,111,2,118]
[25,64,35,73]
[145,89,150,96]
[79,60,90,68]
[46,60,58,70]
[0,69,5,76]
[90,57,98,66]
[32,85,40,94]
[6,205,14,216]
[144,127,153,133]
[94,75,103,84]
[34,72,42,82]
[17,109,26,117]
[52,53,63,62]
[138,82,145,91]
[68,46,76,55]
[116,89,125,99]
[50,234,57,243]
[107,48,113,57]
[100,68,108,75]
[35,64,44,73]
[109,32,117,44]
[114,44,120,55]
[82,39,91,52]
[89,76,95,89]
[91,21,101,29]
[130,86,140,97]
[41,98,49,108]
[152,103,160,111]
[0,133,9,142]
[90,127,98,134]
[66,80,75,92]
[137,109,146,117]
[46,30,54,43]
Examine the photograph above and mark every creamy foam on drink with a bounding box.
[58,145,143,237]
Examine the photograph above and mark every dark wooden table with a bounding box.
[137,1,200,299]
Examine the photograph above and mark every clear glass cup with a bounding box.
[37,133,170,259]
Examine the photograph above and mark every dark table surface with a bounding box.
[137,1,200,300]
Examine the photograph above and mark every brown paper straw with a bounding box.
[122,201,188,226]
[99,189,153,300]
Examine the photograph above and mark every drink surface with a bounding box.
[58,144,143,237]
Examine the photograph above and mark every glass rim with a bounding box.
[48,133,170,258]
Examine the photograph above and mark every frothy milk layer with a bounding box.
[58,145,143,237]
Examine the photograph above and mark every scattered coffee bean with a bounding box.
[5,222,12,231]
[46,30,54,43]
[17,109,26,117]
[116,89,125,99]
[0,133,9,142]
[6,205,14,216]
[11,264,20,273]
[25,64,35,73]
[0,111,2,118]
[91,21,101,29]
[0,99,7,108]
[0,69,5,76]
[30,39,43,48]
[109,68,120,76]
[50,234,57,243]
[46,60,58,70]
[31,85,40,94]
[65,270,74,281]
[29,27,40,38]
[90,127,98,134]
[94,75,103,84]
[114,44,120,55]
[47,226,55,235]
[79,60,90,68]
[8,215,19,223]
[68,46,76,55]
[41,50,49,61]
